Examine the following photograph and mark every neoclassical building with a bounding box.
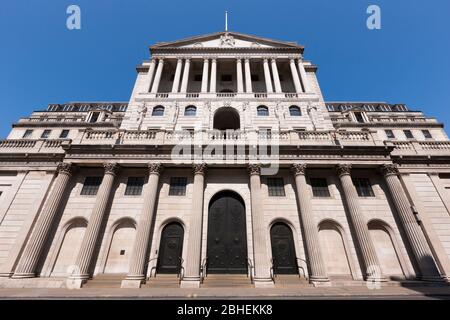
[1,31,450,289]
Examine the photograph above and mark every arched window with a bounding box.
[184,105,197,116]
[257,105,269,116]
[289,105,301,116]
[152,105,165,116]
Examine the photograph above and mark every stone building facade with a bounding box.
[0,31,450,289]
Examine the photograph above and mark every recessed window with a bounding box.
[41,130,51,139]
[152,106,165,116]
[221,74,232,82]
[120,250,125,255]
[385,130,395,139]
[194,74,202,82]
[352,178,375,197]
[251,74,259,81]
[354,112,365,123]
[59,130,70,139]
[310,178,331,197]
[89,112,100,123]
[289,106,302,117]
[257,105,269,116]
[81,177,103,196]
[22,130,33,139]
[125,177,145,196]
[422,130,432,139]
[169,177,187,196]
[403,130,414,139]
[267,178,285,197]
[184,105,197,116]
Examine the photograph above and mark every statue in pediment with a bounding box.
[220,33,235,47]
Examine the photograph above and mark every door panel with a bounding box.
[157,223,184,274]
[270,223,298,274]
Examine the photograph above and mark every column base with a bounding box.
[66,274,89,289]
[0,272,13,278]
[309,277,331,287]
[11,273,36,279]
[121,279,143,288]
[254,278,274,288]
[180,278,200,288]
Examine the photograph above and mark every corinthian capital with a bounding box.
[57,162,76,176]
[291,163,307,176]
[248,164,261,176]
[335,164,352,177]
[103,162,120,176]
[148,163,164,175]
[193,163,207,176]
[380,164,399,177]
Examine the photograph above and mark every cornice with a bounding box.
[333,122,444,129]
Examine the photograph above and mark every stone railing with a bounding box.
[0,139,68,153]
[388,140,450,155]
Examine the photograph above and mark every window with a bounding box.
[22,130,33,139]
[194,74,202,81]
[125,177,145,196]
[310,178,330,197]
[59,130,70,139]
[267,178,285,197]
[257,105,269,116]
[184,105,197,116]
[152,106,165,116]
[354,112,365,123]
[289,106,302,117]
[169,177,187,196]
[422,130,432,139]
[385,130,395,139]
[89,112,100,123]
[352,178,375,197]
[41,130,51,139]
[403,130,414,139]
[251,74,259,81]
[221,74,232,82]
[81,177,102,195]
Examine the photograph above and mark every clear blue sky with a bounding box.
[1,0,449,138]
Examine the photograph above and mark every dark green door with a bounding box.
[270,223,298,274]
[157,223,184,274]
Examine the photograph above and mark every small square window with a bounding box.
[403,130,414,139]
[352,178,375,197]
[41,130,51,139]
[267,178,285,197]
[194,74,202,81]
[354,112,365,123]
[125,177,145,196]
[422,130,432,139]
[385,130,395,139]
[22,130,33,139]
[59,130,70,139]
[221,74,232,82]
[81,177,102,196]
[120,250,125,255]
[169,177,187,196]
[310,178,330,197]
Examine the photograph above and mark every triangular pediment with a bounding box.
[151,31,303,50]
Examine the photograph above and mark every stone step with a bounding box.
[82,273,125,289]
[201,274,253,288]
[143,275,180,288]
[273,275,311,288]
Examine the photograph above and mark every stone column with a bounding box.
[201,58,209,93]
[181,164,207,288]
[289,58,302,93]
[271,58,282,93]
[336,164,384,281]
[180,58,191,93]
[68,163,119,288]
[150,59,164,94]
[171,58,183,93]
[12,163,75,278]
[248,164,273,287]
[291,164,329,285]
[236,58,244,93]
[244,58,252,93]
[209,58,217,93]
[381,164,442,281]
[122,163,163,288]
[263,58,273,93]
[297,58,311,93]
[146,59,157,93]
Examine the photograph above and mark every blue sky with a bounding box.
[0,0,449,138]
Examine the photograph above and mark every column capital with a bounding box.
[380,164,399,177]
[202,57,209,62]
[244,58,251,63]
[193,163,207,176]
[148,163,164,175]
[263,58,269,63]
[270,57,277,63]
[158,58,165,63]
[57,162,76,176]
[335,164,352,177]
[248,164,261,176]
[292,163,307,176]
[103,162,120,176]
[236,57,242,62]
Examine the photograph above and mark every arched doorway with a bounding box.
[270,222,298,274]
[104,220,136,274]
[213,107,240,130]
[207,191,247,274]
[157,222,184,274]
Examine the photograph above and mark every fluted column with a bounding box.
[201,58,209,93]
[122,163,163,288]
[180,58,191,93]
[146,59,157,93]
[181,164,207,288]
[263,58,273,93]
[292,164,329,284]
[236,58,244,93]
[244,58,252,93]
[381,164,442,281]
[248,164,273,287]
[297,58,311,93]
[171,58,183,93]
[68,163,119,286]
[289,58,302,94]
[150,59,164,94]
[209,58,217,93]
[12,163,75,278]
[336,164,384,281]
[271,58,282,93]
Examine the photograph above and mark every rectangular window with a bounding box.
[169,177,187,196]
[221,74,232,82]
[59,130,70,139]
[194,74,202,81]
[385,129,395,139]
[80,177,103,196]
[352,178,375,197]
[267,178,285,197]
[422,130,432,139]
[22,129,33,139]
[310,178,331,197]
[354,112,365,123]
[89,112,100,123]
[125,177,145,196]
[403,130,414,139]
[41,130,51,139]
